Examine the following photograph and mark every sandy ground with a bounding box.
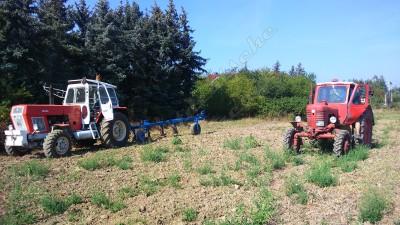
[0,110,399,225]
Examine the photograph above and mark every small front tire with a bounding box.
[333,130,351,156]
[43,130,72,158]
[283,128,300,152]
[5,145,29,156]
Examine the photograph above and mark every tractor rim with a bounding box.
[113,120,127,142]
[56,136,70,155]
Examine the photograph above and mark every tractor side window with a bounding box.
[89,86,98,108]
[107,88,118,106]
[76,88,86,103]
[99,86,109,104]
[353,86,366,105]
[65,89,74,104]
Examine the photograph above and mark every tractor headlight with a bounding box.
[295,116,302,122]
[329,116,337,124]
[8,125,13,130]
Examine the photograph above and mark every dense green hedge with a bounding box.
[192,70,314,118]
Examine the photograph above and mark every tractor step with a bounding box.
[89,122,100,139]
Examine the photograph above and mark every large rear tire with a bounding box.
[356,109,373,148]
[5,145,29,156]
[43,130,72,158]
[101,112,129,148]
[283,128,300,152]
[333,130,351,156]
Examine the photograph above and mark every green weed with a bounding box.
[285,175,308,204]
[182,208,198,222]
[223,137,242,150]
[138,176,162,196]
[336,145,369,172]
[243,135,259,149]
[140,146,169,163]
[359,188,388,223]
[199,173,240,187]
[10,160,49,179]
[118,186,139,199]
[41,193,82,215]
[306,161,336,187]
[91,191,126,213]
[171,136,183,145]
[167,172,182,189]
[197,163,215,175]
[264,148,286,170]
[115,156,133,170]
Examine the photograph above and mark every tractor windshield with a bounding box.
[317,85,348,103]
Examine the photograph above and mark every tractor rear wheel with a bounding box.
[333,130,351,156]
[356,109,373,148]
[5,145,29,156]
[100,112,129,148]
[191,123,201,135]
[43,129,72,158]
[283,128,300,152]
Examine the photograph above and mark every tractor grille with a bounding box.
[307,109,328,127]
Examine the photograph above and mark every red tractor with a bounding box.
[283,80,374,156]
[4,78,130,157]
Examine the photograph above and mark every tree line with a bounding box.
[0,0,206,120]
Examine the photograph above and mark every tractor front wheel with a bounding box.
[333,130,351,156]
[283,128,301,152]
[43,130,72,158]
[5,145,29,156]
[100,112,129,148]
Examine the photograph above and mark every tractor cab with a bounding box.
[64,78,120,125]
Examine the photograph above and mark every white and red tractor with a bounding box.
[4,78,130,157]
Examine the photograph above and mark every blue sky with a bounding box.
[72,0,400,86]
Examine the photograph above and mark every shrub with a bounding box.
[182,208,198,222]
[285,175,308,204]
[223,137,242,150]
[359,189,388,223]
[140,146,169,163]
[306,161,336,187]
[10,160,49,179]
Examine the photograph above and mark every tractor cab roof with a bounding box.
[67,78,117,89]
[317,81,356,86]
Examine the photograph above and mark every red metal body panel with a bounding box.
[12,104,82,133]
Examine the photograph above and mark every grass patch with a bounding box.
[78,153,133,171]
[140,146,169,163]
[10,160,49,179]
[292,156,305,166]
[167,172,182,189]
[91,191,126,213]
[182,208,198,222]
[264,148,286,170]
[41,193,82,215]
[175,145,190,152]
[243,135,259,149]
[250,188,275,225]
[68,208,83,222]
[285,175,308,204]
[359,188,388,223]
[336,145,369,172]
[171,136,183,145]
[197,163,215,175]
[223,137,242,150]
[306,161,337,187]
[199,173,240,187]
[183,158,192,172]
[138,176,162,196]
[117,186,139,199]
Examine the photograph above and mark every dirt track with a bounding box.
[0,110,399,225]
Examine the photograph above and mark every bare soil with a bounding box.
[0,110,399,225]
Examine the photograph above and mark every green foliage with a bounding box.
[182,208,198,222]
[264,148,286,170]
[285,175,308,204]
[223,137,242,150]
[199,173,240,187]
[197,163,215,175]
[78,153,132,170]
[306,161,337,187]
[292,156,305,166]
[140,146,169,163]
[359,189,388,223]
[193,70,314,118]
[250,188,275,225]
[138,176,162,196]
[243,135,259,149]
[91,191,126,213]
[171,136,183,145]
[40,193,82,215]
[336,146,369,172]
[167,172,182,189]
[10,160,50,179]
[117,187,139,199]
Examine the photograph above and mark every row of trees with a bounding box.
[0,0,206,120]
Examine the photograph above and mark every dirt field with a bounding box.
[0,110,399,225]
